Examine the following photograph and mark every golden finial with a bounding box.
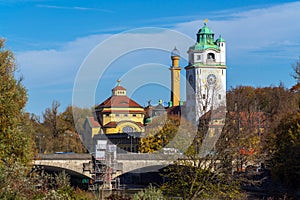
[204,18,208,25]
[117,79,121,86]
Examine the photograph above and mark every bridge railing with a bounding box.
[35,153,184,161]
[117,153,183,160]
[35,153,92,160]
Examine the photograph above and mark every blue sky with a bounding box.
[1,0,300,115]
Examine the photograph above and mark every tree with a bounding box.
[139,115,194,153]
[133,184,166,200]
[37,104,88,153]
[291,57,300,84]
[0,39,33,167]
[161,117,243,199]
[43,100,61,138]
[0,39,36,198]
[270,112,300,193]
[139,116,180,153]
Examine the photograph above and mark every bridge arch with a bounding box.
[34,164,91,180]
[116,165,169,186]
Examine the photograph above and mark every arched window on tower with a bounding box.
[123,126,134,133]
[207,53,215,63]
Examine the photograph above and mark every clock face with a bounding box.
[207,74,217,85]
[189,75,194,86]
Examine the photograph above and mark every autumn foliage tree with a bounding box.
[270,110,300,192]
[33,102,89,153]
[0,39,34,167]
[0,39,36,198]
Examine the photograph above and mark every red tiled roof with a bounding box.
[112,85,126,91]
[101,110,145,114]
[86,117,100,128]
[103,121,117,128]
[96,95,143,109]
[103,121,144,128]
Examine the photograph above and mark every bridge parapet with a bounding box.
[117,153,182,161]
[33,153,183,180]
[35,153,92,160]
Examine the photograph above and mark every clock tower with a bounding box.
[185,21,226,123]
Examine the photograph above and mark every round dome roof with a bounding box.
[198,23,214,34]
[216,35,225,42]
[171,47,180,57]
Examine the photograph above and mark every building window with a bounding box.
[202,94,206,99]
[105,114,109,117]
[133,114,137,117]
[124,114,128,117]
[207,53,215,60]
[123,126,133,133]
[116,114,119,117]
[197,55,201,60]
[218,94,221,100]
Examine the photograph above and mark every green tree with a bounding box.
[0,39,36,199]
[140,116,180,153]
[133,184,166,200]
[161,113,242,200]
[38,104,88,153]
[270,112,300,192]
[140,115,194,153]
[0,39,33,167]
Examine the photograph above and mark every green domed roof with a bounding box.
[198,23,214,34]
[216,35,225,42]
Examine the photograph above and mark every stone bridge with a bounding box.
[33,153,180,180]
[115,153,177,176]
[34,153,93,179]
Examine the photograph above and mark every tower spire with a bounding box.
[170,47,181,107]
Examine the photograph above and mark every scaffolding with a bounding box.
[89,140,123,193]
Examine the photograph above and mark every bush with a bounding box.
[132,185,166,200]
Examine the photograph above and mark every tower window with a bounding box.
[218,94,221,100]
[207,53,215,60]
[197,55,201,60]
[202,94,206,99]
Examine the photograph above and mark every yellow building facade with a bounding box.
[95,81,145,134]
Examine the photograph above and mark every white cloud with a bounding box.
[36,4,114,13]
[16,34,111,88]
